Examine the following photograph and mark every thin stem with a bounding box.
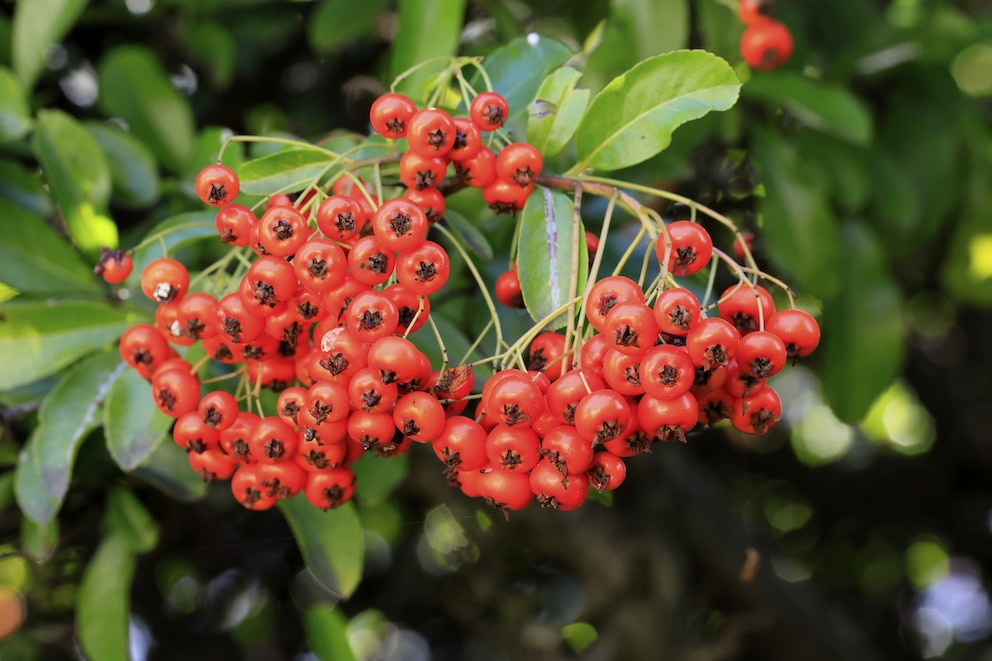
[458,318,494,366]
[427,315,450,372]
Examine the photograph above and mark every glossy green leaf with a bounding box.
[794,132,870,214]
[238,148,337,196]
[14,350,125,524]
[574,50,740,172]
[527,67,590,158]
[133,441,208,503]
[0,159,54,217]
[821,223,905,423]
[103,367,172,472]
[305,606,357,661]
[309,0,392,54]
[279,497,364,599]
[105,487,160,554]
[744,72,873,145]
[84,122,160,208]
[0,67,31,141]
[129,211,218,283]
[12,0,89,89]
[351,453,408,506]
[865,149,921,246]
[0,201,100,295]
[97,45,195,174]
[0,300,133,391]
[21,517,58,563]
[388,0,467,101]
[32,110,116,254]
[749,126,842,299]
[470,35,573,126]
[440,209,493,261]
[517,187,587,329]
[178,20,235,87]
[77,534,134,661]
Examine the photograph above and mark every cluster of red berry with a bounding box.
[441,221,820,513]
[738,0,793,71]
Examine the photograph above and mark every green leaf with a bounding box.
[32,110,116,254]
[105,487,160,554]
[0,300,133,391]
[744,72,873,145]
[132,441,208,503]
[178,20,235,87]
[0,66,31,141]
[562,622,599,654]
[0,159,55,218]
[574,50,740,172]
[97,45,195,174]
[130,211,219,283]
[308,0,392,54]
[440,209,493,261]
[0,159,54,217]
[77,534,135,661]
[517,187,587,329]
[238,148,337,196]
[21,517,58,563]
[0,201,101,295]
[12,0,89,90]
[749,126,842,299]
[527,67,590,158]
[388,0,467,101]
[103,367,172,472]
[83,122,160,208]
[471,35,573,126]
[794,132,870,214]
[305,606,357,661]
[820,223,905,423]
[279,496,364,599]
[351,453,408,506]
[941,159,992,307]
[14,350,125,524]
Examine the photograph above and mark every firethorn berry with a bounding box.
[733,230,756,259]
[141,257,190,304]
[151,365,200,418]
[448,116,483,162]
[697,389,735,426]
[293,239,346,292]
[718,283,775,335]
[602,348,645,397]
[433,416,490,470]
[216,292,266,344]
[173,412,221,454]
[486,424,541,473]
[367,336,423,384]
[189,449,237,482]
[176,293,220,341]
[369,92,417,138]
[765,309,821,360]
[316,194,362,241]
[243,255,298,313]
[455,146,497,188]
[686,317,740,369]
[530,459,589,511]
[578,334,611,380]
[95,248,133,284]
[347,410,397,452]
[495,142,543,188]
[393,391,446,443]
[731,387,782,435]
[275,386,307,428]
[395,241,450,295]
[346,289,398,344]
[198,390,239,430]
[304,467,357,510]
[545,369,605,425]
[692,363,729,395]
[405,107,456,157]
[248,416,298,463]
[482,179,533,214]
[347,235,395,287]
[658,220,713,276]
[736,330,788,379]
[637,392,699,443]
[527,332,568,381]
[196,163,240,206]
[470,91,510,131]
[398,149,447,191]
[495,266,525,308]
[740,19,794,71]
[257,205,308,257]
[402,187,445,224]
[603,302,661,355]
[486,374,545,428]
[654,287,702,337]
[739,0,775,25]
[573,389,632,444]
[478,468,533,512]
[232,465,277,511]
[723,358,766,398]
[585,276,646,333]
[372,198,429,252]
[540,425,595,475]
[386,283,431,335]
[119,324,170,376]
[640,344,696,400]
[214,204,256,247]
[587,452,627,492]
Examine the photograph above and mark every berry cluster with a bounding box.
[107,77,820,516]
[452,220,820,513]
[738,0,793,71]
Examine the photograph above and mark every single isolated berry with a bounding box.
[740,19,794,71]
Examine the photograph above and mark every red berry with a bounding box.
[470,91,510,131]
[740,19,793,71]
[369,92,417,138]
[195,164,240,206]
